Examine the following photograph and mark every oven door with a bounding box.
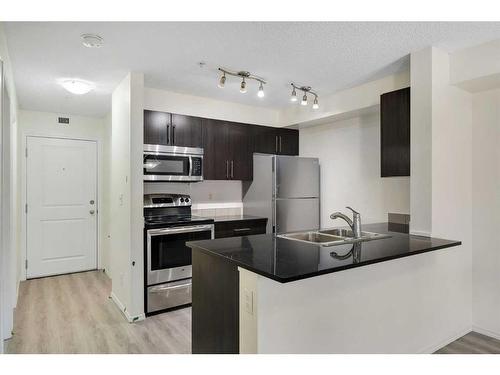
[146,224,214,285]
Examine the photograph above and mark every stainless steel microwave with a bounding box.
[143,144,203,182]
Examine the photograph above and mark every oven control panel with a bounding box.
[144,194,191,208]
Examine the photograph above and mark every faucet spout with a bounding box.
[330,207,362,238]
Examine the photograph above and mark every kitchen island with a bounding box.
[187,223,462,354]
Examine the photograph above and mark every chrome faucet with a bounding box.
[329,207,362,238]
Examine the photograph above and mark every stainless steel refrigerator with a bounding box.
[243,154,320,234]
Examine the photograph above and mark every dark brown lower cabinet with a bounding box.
[192,249,239,354]
[215,219,267,239]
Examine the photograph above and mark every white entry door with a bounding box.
[26,137,97,278]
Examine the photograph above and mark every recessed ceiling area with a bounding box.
[5,21,500,117]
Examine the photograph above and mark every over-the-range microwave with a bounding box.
[143,144,203,182]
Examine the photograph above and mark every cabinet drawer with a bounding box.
[214,219,267,239]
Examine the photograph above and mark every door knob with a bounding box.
[90,210,95,215]
[89,200,95,205]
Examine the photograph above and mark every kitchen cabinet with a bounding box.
[214,218,268,239]
[202,119,253,181]
[144,110,202,148]
[144,110,170,145]
[254,126,299,156]
[170,113,203,148]
[380,87,410,177]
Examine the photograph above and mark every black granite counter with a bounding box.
[200,214,267,223]
[187,223,461,283]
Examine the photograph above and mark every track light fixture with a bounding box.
[290,83,319,110]
[218,68,266,98]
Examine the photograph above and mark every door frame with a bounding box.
[21,134,100,280]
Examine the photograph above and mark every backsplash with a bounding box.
[144,180,243,217]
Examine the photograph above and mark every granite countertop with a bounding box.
[187,223,461,283]
[212,215,267,223]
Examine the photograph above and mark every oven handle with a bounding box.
[149,282,192,293]
[148,224,214,236]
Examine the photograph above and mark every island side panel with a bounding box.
[191,248,240,354]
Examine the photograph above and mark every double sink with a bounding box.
[278,228,391,247]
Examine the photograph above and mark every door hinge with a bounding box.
[25,259,28,269]
[25,203,28,214]
[25,148,28,158]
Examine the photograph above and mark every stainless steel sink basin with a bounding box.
[279,228,391,247]
[283,231,345,244]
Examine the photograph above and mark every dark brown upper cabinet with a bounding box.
[144,110,170,145]
[170,114,203,148]
[144,110,202,148]
[253,126,299,156]
[202,119,253,181]
[380,87,410,177]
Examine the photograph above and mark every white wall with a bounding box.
[280,70,410,127]
[17,110,108,280]
[144,87,280,127]
[299,113,410,225]
[109,72,144,321]
[0,23,19,351]
[470,89,500,337]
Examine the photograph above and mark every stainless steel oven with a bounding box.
[146,224,214,285]
[143,144,203,182]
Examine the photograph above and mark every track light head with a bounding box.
[301,93,308,106]
[240,78,247,93]
[290,87,297,102]
[218,73,226,88]
[257,82,265,98]
[312,97,319,109]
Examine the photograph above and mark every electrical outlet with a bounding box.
[243,288,254,315]
[208,193,213,201]
[119,194,124,206]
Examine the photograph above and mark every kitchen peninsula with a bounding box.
[187,223,461,354]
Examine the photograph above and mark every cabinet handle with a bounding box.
[167,124,170,144]
[231,160,234,179]
[172,125,175,145]
[275,135,278,153]
[233,228,251,232]
[279,136,282,153]
[226,160,229,179]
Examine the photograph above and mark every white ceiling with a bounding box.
[5,22,500,117]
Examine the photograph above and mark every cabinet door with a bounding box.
[171,114,203,148]
[202,119,229,180]
[226,122,253,181]
[253,126,279,154]
[144,110,170,145]
[277,128,299,156]
[380,87,410,177]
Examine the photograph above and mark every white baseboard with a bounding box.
[472,325,500,341]
[418,326,472,354]
[110,292,145,323]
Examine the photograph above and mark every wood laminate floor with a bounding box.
[5,270,191,354]
[435,332,500,354]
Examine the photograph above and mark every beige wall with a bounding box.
[299,112,410,225]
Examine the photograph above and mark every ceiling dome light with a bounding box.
[312,97,319,109]
[240,78,247,94]
[81,34,103,48]
[301,93,308,106]
[218,73,226,88]
[257,82,265,98]
[290,87,297,102]
[59,79,94,95]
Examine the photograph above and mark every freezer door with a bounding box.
[275,156,319,198]
[275,198,320,234]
